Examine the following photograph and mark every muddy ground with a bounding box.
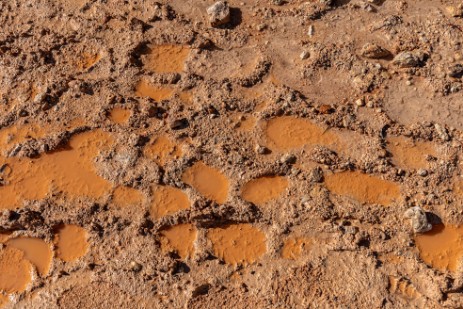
[2,0,463,308]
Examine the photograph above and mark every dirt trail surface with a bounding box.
[3,0,463,308]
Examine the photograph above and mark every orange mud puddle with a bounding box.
[324,171,400,205]
[6,237,52,277]
[109,107,131,125]
[143,45,190,73]
[54,225,89,262]
[179,91,193,105]
[150,186,190,219]
[144,135,182,166]
[235,115,257,132]
[208,224,266,266]
[265,116,338,150]
[388,136,437,170]
[135,79,174,102]
[182,161,229,204]
[0,124,49,152]
[415,224,463,272]
[0,130,113,209]
[241,176,288,206]
[160,224,197,259]
[0,247,33,293]
[281,238,310,260]
[112,186,144,208]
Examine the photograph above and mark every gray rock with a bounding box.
[404,207,432,233]
[361,43,391,59]
[207,1,231,27]
[448,64,463,78]
[392,51,423,68]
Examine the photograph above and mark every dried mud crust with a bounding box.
[1,0,463,308]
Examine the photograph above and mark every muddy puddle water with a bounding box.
[0,247,33,293]
[143,45,190,73]
[207,224,266,265]
[241,176,288,206]
[135,79,173,102]
[265,116,338,150]
[144,135,182,166]
[415,224,463,271]
[0,130,113,209]
[109,107,131,125]
[160,224,197,259]
[182,161,229,204]
[112,186,144,208]
[324,171,400,205]
[54,225,89,262]
[151,186,190,219]
[6,237,52,276]
[387,136,437,170]
[281,238,310,260]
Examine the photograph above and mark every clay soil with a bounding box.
[3,0,463,308]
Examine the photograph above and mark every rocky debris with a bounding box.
[255,145,270,155]
[434,123,450,141]
[417,169,428,177]
[447,4,463,17]
[404,207,432,233]
[447,64,463,78]
[361,43,391,59]
[207,1,231,27]
[170,118,189,130]
[392,51,426,68]
[300,50,310,60]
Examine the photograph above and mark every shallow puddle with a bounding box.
[182,161,229,204]
[0,247,33,293]
[0,124,49,152]
[265,116,338,150]
[388,136,437,170]
[143,45,190,73]
[324,171,400,205]
[135,79,174,102]
[6,237,52,277]
[0,130,113,209]
[241,176,288,206]
[151,186,190,219]
[112,186,144,208]
[144,135,182,166]
[281,238,310,260]
[109,107,131,125]
[160,224,197,259]
[207,224,266,265]
[54,224,89,262]
[415,224,463,271]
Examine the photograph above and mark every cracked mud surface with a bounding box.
[2,0,463,308]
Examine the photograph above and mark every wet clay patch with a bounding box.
[109,107,131,125]
[207,224,266,265]
[324,171,400,205]
[0,123,48,152]
[6,237,52,276]
[182,161,229,204]
[0,130,113,209]
[144,135,182,166]
[54,224,89,262]
[160,224,197,259]
[143,45,190,73]
[241,176,288,206]
[135,79,173,101]
[112,186,144,208]
[265,116,338,150]
[281,238,310,260]
[0,247,33,293]
[415,224,463,271]
[387,136,437,170]
[151,186,190,219]
[0,294,8,308]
